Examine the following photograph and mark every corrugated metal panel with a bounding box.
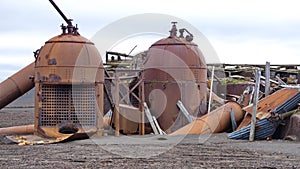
[237,88,299,130]
[273,92,300,114]
[229,90,300,140]
[228,117,279,140]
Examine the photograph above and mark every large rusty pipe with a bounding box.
[170,102,244,135]
[0,62,35,109]
[0,124,34,135]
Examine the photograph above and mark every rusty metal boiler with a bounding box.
[143,22,207,133]
[33,21,104,137]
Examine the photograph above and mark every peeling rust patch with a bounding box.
[49,74,61,82]
[48,58,57,65]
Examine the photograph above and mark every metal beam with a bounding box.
[176,100,193,123]
[152,116,165,135]
[208,66,215,113]
[114,74,120,136]
[144,103,159,135]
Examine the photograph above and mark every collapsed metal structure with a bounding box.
[229,88,300,140]
[0,1,299,144]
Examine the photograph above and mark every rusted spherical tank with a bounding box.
[35,34,103,83]
[34,27,104,137]
[143,23,207,133]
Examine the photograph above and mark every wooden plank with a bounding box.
[114,74,120,137]
[265,62,270,96]
[139,81,145,135]
[249,69,261,142]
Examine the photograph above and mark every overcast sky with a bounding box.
[1,0,300,81]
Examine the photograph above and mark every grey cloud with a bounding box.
[195,18,300,41]
[0,64,23,71]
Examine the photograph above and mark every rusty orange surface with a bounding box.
[0,62,35,109]
[34,30,104,137]
[0,125,34,135]
[237,88,299,129]
[143,25,207,133]
[170,102,244,135]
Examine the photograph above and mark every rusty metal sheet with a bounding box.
[0,117,111,145]
[170,102,244,135]
[6,132,92,146]
[238,88,299,129]
[229,109,300,140]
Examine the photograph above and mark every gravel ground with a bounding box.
[0,108,299,168]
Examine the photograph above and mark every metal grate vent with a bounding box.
[40,84,97,127]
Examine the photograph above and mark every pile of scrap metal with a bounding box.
[172,62,300,141]
[228,88,300,141]
[170,101,244,135]
[170,81,300,142]
[1,0,300,146]
[221,64,300,85]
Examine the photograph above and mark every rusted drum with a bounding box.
[143,23,207,133]
[34,27,104,137]
[170,101,244,135]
